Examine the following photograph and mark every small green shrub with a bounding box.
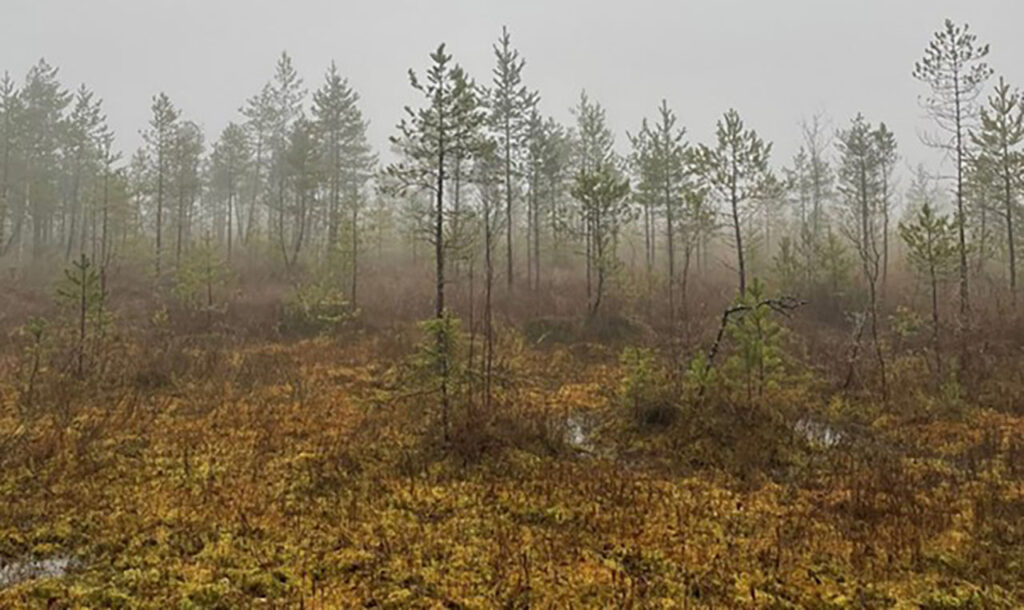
[619,346,677,427]
[281,278,357,336]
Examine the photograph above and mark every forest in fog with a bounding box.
[3,12,1024,607]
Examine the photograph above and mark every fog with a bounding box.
[7,3,1024,606]
[4,0,1022,168]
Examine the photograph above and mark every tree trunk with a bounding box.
[930,262,941,375]
[100,167,110,295]
[1007,167,1017,309]
[245,138,263,245]
[532,177,541,292]
[665,182,676,324]
[484,208,494,411]
[351,199,359,308]
[435,140,448,442]
[954,76,970,324]
[504,121,514,292]
[731,189,746,296]
[156,148,164,279]
[226,171,233,261]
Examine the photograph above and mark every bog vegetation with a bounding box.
[3,18,1024,608]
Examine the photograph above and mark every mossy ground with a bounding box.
[1,331,1023,608]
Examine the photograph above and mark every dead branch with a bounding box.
[697,295,807,402]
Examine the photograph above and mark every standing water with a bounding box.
[794,418,842,448]
[0,556,73,589]
[566,412,596,452]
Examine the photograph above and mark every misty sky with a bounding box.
[4,0,1023,179]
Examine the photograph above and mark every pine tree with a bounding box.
[785,116,835,294]
[821,227,853,300]
[488,26,537,293]
[388,43,487,319]
[874,123,898,298]
[174,233,229,326]
[209,123,251,260]
[62,85,104,261]
[571,92,617,304]
[240,83,275,244]
[0,72,17,255]
[971,77,1024,307]
[571,163,631,318]
[94,111,119,294]
[169,120,204,267]
[629,100,690,322]
[965,152,998,277]
[801,114,834,236]
[311,62,376,305]
[387,44,487,443]
[21,59,71,259]
[837,113,888,398]
[678,183,714,313]
[280,116,317,270]
[267,52,306,244]
[523,108,545,292]
[913,18,993,323]
[693,109,775,296]
[523,112,570,290]
[56,254,105,377]
[472,138,504,410]
[900,201,958,367]
[142,92,179,279]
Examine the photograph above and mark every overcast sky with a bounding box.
[3,0,1022,176]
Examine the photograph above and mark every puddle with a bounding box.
[795,418,842,448]
[566,413,596,452]
[0,556,73,589]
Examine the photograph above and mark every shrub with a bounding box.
[280,277,357,336]
[619,347,677,427]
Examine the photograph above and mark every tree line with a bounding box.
[0,19,1021,334]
